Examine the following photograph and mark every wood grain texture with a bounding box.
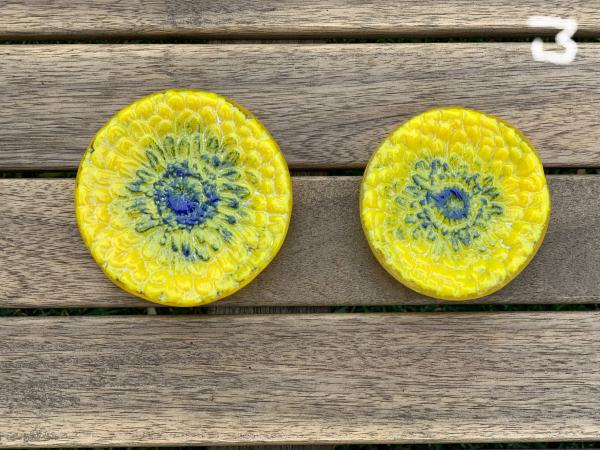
[1,44,600,169]
[205,304,333,450]
[1,1,599,39]
[0,175,598,308]
[1,312,600,447]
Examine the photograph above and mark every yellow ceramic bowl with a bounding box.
[360,107,550,300]
[76,90,292,306]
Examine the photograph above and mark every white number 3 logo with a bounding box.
[527,16,578,65]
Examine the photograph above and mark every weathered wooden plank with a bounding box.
[1,44,600,169]
[0,175,598,308]
[1,1,598,39]
[1,312,600,447]
[204,310,333,450]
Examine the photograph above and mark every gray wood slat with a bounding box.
[1,1,598,39]
[0,176,598,308]
[1,312,599,446]
[1,44,600,169]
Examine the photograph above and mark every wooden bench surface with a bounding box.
[1,44,600,169]
[2,0,599,38]
[1,2,599,448]
[1,176,599,308]
[2,312,600,447]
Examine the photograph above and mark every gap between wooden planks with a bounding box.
[1,44,600,169]
[0,175,598,308]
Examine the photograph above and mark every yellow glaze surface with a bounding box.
[360,108,550,300]
[76,90,292,306]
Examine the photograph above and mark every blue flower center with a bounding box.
[396,158,503,253]
[430,187,469,220]
[124,132,252,261]
[166,191,199,215]
[154,163,219,228]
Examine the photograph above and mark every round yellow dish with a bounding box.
[76,90,292,306]
[360,107,550,300]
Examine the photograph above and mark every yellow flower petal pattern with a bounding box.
[76,90,292,306]
[360,108,550,300]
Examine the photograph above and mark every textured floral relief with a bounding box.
[361,108,550,300]
[76,90,292,306]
